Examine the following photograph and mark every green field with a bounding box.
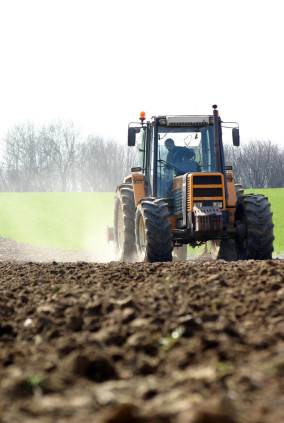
[0,193,115,251]
[0,189,283,253]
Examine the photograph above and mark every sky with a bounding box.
[0,0,283,147]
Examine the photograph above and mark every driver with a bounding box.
[164,138,195,165]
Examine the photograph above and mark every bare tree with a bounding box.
[38,121,80,192]
[224,140,284,189]
[78,136,138,192]
[3,122,43,191]
[0,121,138,193]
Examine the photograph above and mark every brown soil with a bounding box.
[0,239,284,422]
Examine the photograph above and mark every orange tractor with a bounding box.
[107,106,274,262]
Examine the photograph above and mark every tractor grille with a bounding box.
[188,173,224,211]
[193,188,223,197]
[193,175,222,185]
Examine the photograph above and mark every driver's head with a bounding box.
[164,138,175,151]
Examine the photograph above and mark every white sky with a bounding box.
[0,0,283,147]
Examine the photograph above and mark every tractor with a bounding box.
[107,105,274,262]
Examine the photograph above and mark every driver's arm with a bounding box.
[183,148,195,162]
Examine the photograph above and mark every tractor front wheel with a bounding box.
[114,183,137,262]
[135,198,173,262]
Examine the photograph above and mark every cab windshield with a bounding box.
[157,125,216,198]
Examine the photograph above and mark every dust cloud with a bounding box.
[0,236,115,264]
[0,195,116,263]
[82,217,115,263]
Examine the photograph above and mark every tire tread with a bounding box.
[135,197,173,262]
[235,194,274,260]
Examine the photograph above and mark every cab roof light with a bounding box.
[139,111,146,122]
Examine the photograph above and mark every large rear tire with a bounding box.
[114,184,137,262]
[135,198,173,262]
[235,194,274,260]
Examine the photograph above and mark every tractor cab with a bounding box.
[128,109,232,216]
[150,118,216,199]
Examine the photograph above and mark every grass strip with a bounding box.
[0,188,282,253]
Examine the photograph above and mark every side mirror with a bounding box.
[232,128,240,147]
[128,128,137,146]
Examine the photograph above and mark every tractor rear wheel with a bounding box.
[114,183,137,262]
[235,194,274,260]
[135,198,173,262]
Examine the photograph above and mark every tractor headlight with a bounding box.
[213,201,223,208]
[193,202,203,208]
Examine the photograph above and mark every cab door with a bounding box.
[137,124,154,196]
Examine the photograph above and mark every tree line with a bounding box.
[224,140,284,189]
[0,121,137,192]
[0,121,282,191]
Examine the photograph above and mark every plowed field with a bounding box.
[1,239,284,422]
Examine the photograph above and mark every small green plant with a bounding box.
[52,285,61,294]
[24,375,44,390]
[216,361,234,372]
[158,326,185,351]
